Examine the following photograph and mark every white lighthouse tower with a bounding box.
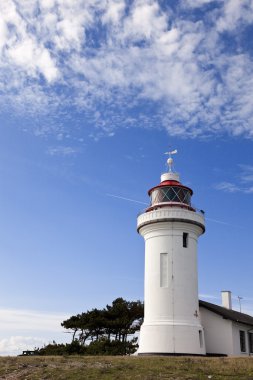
[137,151,206,355]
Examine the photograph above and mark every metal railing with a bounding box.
[137,203,205,218]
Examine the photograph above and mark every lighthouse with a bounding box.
[137,151,206,355]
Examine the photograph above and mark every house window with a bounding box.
[160,253,168,287]
[183,233,188,248]
[199,330,203,348]
[240,330,246,352]
[249,332,253,354]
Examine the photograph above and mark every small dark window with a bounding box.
[183,233,188,248]
[199,330,203,348]
[249,332,253,354]
[240,330,246,352]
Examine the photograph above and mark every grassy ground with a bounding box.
[0,355,253,380]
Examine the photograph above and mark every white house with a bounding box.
[200,291,253,357]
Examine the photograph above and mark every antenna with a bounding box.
[164,149,177,172]
[238,296,243,313]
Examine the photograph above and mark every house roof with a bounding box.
[199,300,253,327]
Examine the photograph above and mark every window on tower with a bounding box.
[160,253,168,287]
[183,233,188,248]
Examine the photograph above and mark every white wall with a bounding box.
[200,307,233,356]
[232,322,253,356]
[200,307,253,356]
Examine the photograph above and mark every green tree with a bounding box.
[46,298,144,355]
[105,298,143,344]
[61,314,81,342]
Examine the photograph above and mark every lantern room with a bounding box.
[146,151,194,212]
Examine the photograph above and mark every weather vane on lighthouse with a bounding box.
[165,149,177,172]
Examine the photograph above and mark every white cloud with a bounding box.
[215,165,253,194]
[0,308,68,332]
[0,336,45,356]
[183,0,217,9]
[239,165,253,183]
[217,0,253,32]
[7,37,59,82]
[1,1,253,140]
[0,17,7,51]
[40,0,55,10]
[214,181,240,193]
[0,308,70,355]
[122,1,168,42]
[47,146,78,156]
[102,0,125,25]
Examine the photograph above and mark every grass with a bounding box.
[0,355,253,380]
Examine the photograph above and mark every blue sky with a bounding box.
[0,0,253,355]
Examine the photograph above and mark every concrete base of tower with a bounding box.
[138,323,206,356]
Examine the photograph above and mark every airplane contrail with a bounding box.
[106,194,242,227]
[205,217,231,226]
[205,217,244,228]
[106,193,148,206]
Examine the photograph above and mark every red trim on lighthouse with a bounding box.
[148,180,193,196]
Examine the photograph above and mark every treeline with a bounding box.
[35,298,144,355]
